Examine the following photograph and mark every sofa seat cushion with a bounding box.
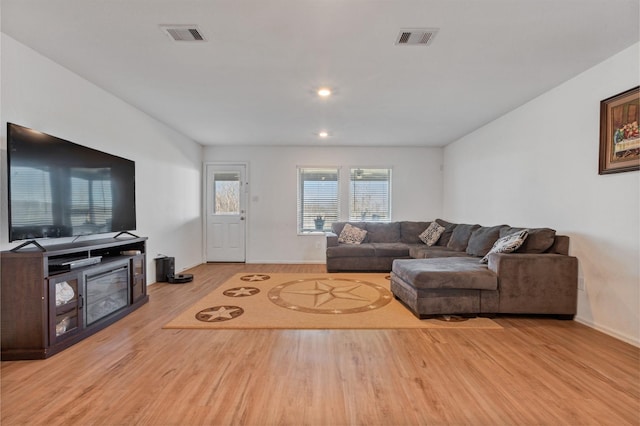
[409,245,472,259]
[371,243,410,257]
[326,243,376,258]
[392,258,498,291]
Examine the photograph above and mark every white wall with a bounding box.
[443,44,640,346]
[0,35,204,281]
[204,145,443,263]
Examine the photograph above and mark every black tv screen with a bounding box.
[7,123,136,242]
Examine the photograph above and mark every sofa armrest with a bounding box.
[487,252,578,315]
[326,232,339,248]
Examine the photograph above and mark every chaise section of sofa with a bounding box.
[391,234,578,318]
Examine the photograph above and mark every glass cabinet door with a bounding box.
[130,255,146,303]
[48,272,82,343]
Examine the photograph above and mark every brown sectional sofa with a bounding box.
[325,219,578,318]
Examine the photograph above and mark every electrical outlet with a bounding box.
[578,277,585,291]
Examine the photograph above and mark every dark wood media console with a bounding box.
[1,236,148,360]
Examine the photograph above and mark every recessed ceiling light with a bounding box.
[318,131,329,138]
[317,88,332,97]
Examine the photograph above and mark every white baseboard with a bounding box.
[180,262,202,272]
[574,315,640,348]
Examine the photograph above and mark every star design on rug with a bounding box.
[240,274,271,282]
[283,280,370,307]
[267,277,393,314]
[195,306,244,322]
[223,287,260,297]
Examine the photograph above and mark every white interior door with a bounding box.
[205,164,247,262]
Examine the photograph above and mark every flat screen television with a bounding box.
[7,123,136,242]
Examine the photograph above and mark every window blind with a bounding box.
[349,168,391,221]
[297,167,340,232]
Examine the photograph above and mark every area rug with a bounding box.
[163,273,502,330]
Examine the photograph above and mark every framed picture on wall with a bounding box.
[599,86,639,174]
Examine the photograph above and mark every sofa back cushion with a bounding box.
[365,222,401,243]
[500,227,556,253]
[548,235,569,255]
[466,225,508,257]
[446,223,480,251]
[434,219,458,246]
[400,221,431,244]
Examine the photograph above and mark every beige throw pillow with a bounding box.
[338,223,368,244]
[419,222,445,246]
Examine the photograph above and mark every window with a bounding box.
[349,168,391,221]
[297,167,339,232]
[213,172,240,215]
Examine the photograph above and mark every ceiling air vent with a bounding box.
[160,25,206,42]
[395,28,438,46]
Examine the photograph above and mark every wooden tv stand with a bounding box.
[1,236,148,360]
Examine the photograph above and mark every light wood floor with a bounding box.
[2,263,639,425]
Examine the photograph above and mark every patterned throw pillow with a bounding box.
[480,229,529,263]
[419,222,445,246]
[338,223,368,244]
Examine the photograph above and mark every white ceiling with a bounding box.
[2,0,639,147]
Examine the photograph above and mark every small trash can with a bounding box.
[154,256,174,282]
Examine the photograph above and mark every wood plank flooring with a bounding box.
[2,263,639,425]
